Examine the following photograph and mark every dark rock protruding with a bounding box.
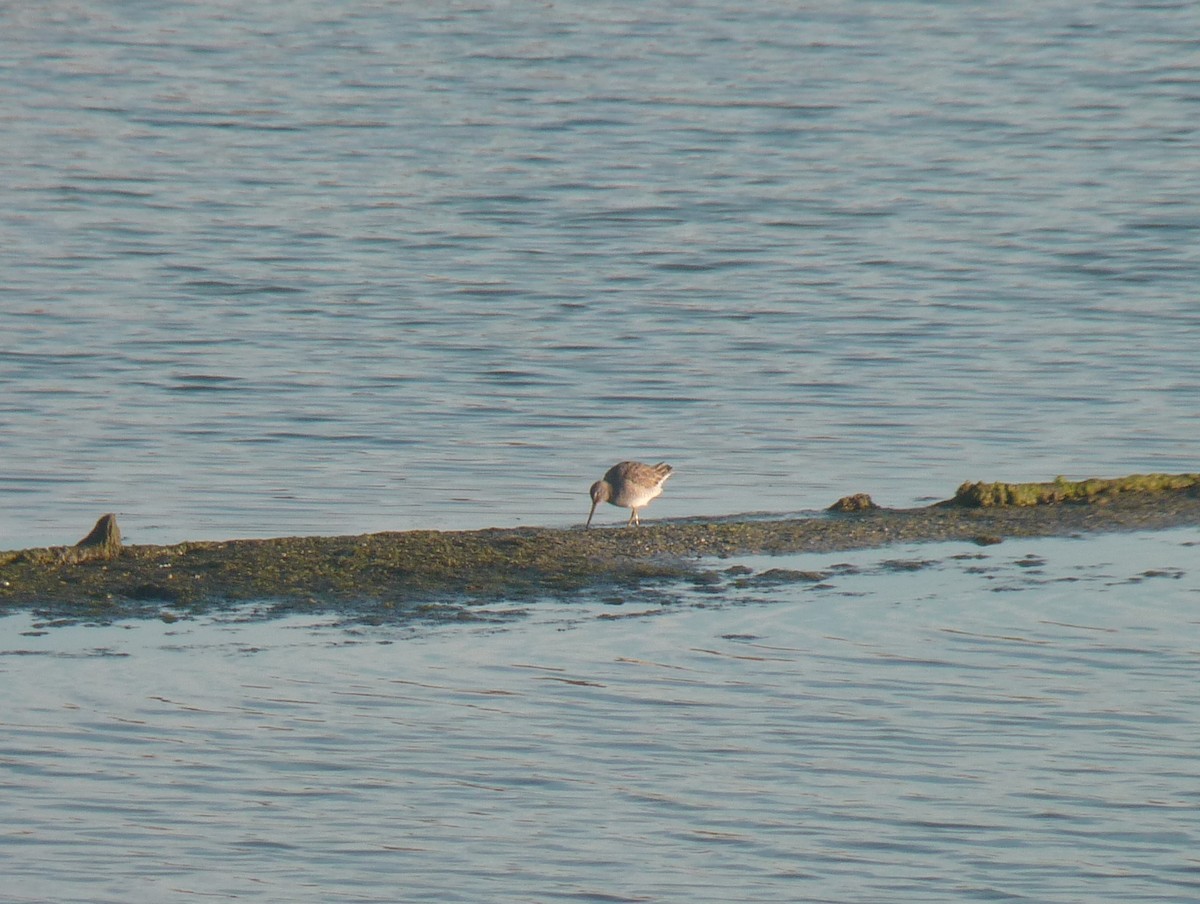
[60,514,123,563]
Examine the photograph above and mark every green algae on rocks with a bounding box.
[2,472,1199,618]
[945,473,1200,508]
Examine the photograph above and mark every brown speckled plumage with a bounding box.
[586,461,673,528]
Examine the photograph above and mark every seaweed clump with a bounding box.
[828,493,879,512]
[945,473,1200,508]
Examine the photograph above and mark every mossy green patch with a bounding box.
[945,473,1200,507]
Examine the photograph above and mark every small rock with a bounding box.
[59,514,122,564]
[828,493,879,512]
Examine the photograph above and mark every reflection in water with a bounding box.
[3,530,1199,902]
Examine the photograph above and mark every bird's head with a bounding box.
[586,480,609,528]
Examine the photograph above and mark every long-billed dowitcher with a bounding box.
[586,461,673,528]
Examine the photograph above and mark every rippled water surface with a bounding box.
[2,1,1199,548]
[3,6,1200,900]
[3,529,1200,902]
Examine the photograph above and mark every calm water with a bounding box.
[2,1,1199,548]
[3,528,1200,902]
[3,5,1200,901]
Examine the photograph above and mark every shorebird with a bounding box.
[586,461,673,528]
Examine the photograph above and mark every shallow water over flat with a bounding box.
[4,528,1199,902]
[2,2,1199,548]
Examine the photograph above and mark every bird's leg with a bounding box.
[627,508,639,527]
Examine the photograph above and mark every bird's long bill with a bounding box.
[586,499,598,528]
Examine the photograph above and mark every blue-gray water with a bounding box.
[2,1,1198,548]
[4,529,1200,903]
[3,3,1200,901]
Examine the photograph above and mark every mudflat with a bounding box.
[2,474,1198,617]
